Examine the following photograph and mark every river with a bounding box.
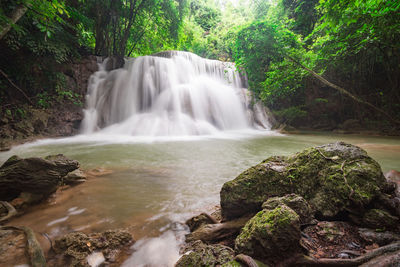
[0,131,399,266]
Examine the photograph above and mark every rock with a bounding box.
[186,213,217,232]
[175,240,234,267]
[0,140,11,151]
[0,228,30,266]
[359,228,400,246]
[234,205,300,262]
[221,142,388,220]
[362,209,399,230]
[64,169,87,185]
[10,192,44,209]
[262,194,315,224]
[54,229,133,267]
[0,154,79,201]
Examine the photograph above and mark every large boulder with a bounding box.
[234,205,300,261]
[175,240,234,267]
[221,142,388,220]
[0,154,79,200]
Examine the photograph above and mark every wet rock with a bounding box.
[175,240,234,267]
[186,213,217,232]
[0,140,11,151]
[54,229,133,267]
[221,142,388,220]
[359,228,400,246]
[0,154,79,200]
[64,169,87,185]
[10,192,44,209]
[362,209,399,230]
[234,205,300,262]
[0,228,29,266]
[262,194,315,224]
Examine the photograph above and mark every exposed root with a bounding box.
[293,241,400,266]
[316,148,339,161]
[202,212,219,224]
[0,226,46,267]
[0,201,17,223]
[234,254,259,267]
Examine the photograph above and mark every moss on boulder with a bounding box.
[221,142,387,220]
[234,205,300,261]
[262,193,314,224]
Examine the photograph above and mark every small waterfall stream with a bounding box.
[81,51,271,136]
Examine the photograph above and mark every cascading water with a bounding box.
[81,51,271,136]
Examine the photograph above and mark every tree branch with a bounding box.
[0,68,33,105]
[285,55,400,125]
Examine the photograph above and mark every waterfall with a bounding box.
[81,51,271,136]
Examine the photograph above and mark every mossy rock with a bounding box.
[262,193,314,224]
[54,229,133,267]
[235,205,300,261]
[175,240,234,267]
[221,142,387,220]
[362,209,399,230]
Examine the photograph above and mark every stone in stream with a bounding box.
[0,154,80,201]
[234,205,301,262]
[186,213,217,232]
[175,240,235,267]
[53,229,133,267]
[220,142,392,224]
[0,228,30,266]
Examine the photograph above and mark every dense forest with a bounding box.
[1,0,399,136]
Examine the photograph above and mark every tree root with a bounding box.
[234,254,259,267]
[0,225,46,267]
[293,241,400,266]
[0,201,17,223]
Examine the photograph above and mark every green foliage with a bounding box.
[273,106,307,124]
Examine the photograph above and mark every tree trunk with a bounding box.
[286,55,400,125]
[0,3,29,40]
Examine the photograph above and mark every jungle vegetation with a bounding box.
[1,0,399,129]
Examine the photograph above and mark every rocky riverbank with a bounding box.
[0,154,133,267]
[177,142,400,266]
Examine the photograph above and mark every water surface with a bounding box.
[1,132,399,265]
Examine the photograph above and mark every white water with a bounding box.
[81,51,271,136]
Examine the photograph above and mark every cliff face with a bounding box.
[0,56,98,150]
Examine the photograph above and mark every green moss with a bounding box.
[235,205,300,259]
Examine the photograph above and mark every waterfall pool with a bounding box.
[1,131,399,266]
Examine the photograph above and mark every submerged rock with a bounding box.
[234,205,300,262]
[221,142,388,220]
[64,169,87,185]
[54,229,133,267]
[0,154,80,201]
[0,228,29,266]
[175,240,234,267]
